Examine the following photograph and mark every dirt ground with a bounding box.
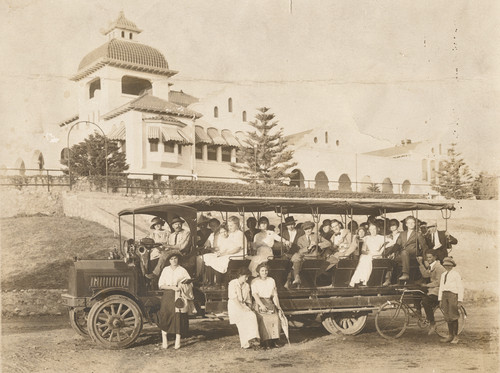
[1,302,498,373]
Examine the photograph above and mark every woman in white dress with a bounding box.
[251,262,283,348]
[203,220,245,275]
[248,217,289,276]
[157,251,193,350]
[227,267,260,349]
[349,223,387,287]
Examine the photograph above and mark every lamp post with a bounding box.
[66,121,109,193]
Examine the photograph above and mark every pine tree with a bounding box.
[231,107,297,183]
[432,143,474,199]
[61,132,129,176]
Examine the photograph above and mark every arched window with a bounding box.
[15,158,25,176]
[60,148,69,162]
[430,160,436,183]
[121,76,152,95]
[89,78,101,99]
[402,180,411,194]
[313,137,318,143]
[290,169,305,188]
[315,172,329,190]
[336,140,340,146]
[37,153,45,170]
[422,159,428,181]
[338,174,352,192]
[129,33,133,40]
[361,175,372,192]
[382,178,393,194]
[325,131,328,144]
[242,111,247,122]
[121,31,125,38]
[214,106,219,118]
[228,98,233,113]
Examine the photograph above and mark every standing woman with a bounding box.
[157,251,193,350]
[251,262,283,348]
[349,223,386,287]
[227,267,260,349]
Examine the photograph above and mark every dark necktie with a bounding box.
[444,272,448,284]
[174,232,178,245]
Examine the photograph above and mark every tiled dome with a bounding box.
[78,39,168,71]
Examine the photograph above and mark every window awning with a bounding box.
[107,123,126,140]
[207,128,226,146]
[234,131,250,148]
[195,125,212,144]
[148,127,161,139]
[161,127,192,145]
[221,129,240,147]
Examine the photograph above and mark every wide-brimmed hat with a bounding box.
[150,217,165,230]
[322,219,332,227]
[284,216,297,226]
[165,250,182,262]
[442,257,456,267]
[302,221,315,230]
[427,220,437,228]
[171,216,185,225]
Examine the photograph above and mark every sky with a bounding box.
[1,0,499,173]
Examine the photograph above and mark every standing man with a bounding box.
[417,252,446,334]
[438,257,464,344]
[425,220,458,263]
[386,216,429,281]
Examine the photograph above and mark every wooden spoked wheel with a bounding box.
[375,302,409,339]
[87,295,143,349]
[433,305,466,338]
[322,312,368,336]
[69,308,90,338]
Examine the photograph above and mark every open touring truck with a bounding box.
[62,197,456,349]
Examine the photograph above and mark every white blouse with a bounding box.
[251,277,276,299]
[158,265,190,288]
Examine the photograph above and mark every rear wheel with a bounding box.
[433,305,466,338]
[322,312,367,336]
[375,302,409,339]
[87,295,143,349]
[69,308,90,338]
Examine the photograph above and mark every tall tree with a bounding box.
[431,143,474,199]
[61,132,129,176]
[231,107,297,183]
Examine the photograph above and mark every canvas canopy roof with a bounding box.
[118,197,455,217]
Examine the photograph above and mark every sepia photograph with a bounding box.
[1,1,498,372]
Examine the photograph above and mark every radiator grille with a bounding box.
[90,276,130,288]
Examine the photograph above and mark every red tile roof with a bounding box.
[169,90,199,107]
[363,142,421,157]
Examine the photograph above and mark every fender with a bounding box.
[90,287,147,317]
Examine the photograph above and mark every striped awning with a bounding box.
[207,128,227,146]
[234,131,250,148]
[148,127,161,139]
[221,129,240,147]
[107,123,126,140]
[161,127,192,145]
[195,125,212,144]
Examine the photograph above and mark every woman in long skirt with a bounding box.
[349,223,386,287]
[251,262,283,348]
[157,251,192,349]
[227,267,260,349]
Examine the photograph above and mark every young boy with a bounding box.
[438,257,464,344]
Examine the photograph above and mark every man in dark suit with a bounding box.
[386,216,428,281]
[280,216,305,258]
[424,220,458,263]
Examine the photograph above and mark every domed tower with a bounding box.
[71,12,178,125]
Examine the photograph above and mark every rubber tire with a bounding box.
[87,295,143,349]
[322,312,368,336]
[69,308,90,338]
[433,305,466,338]
[375,302,409,339]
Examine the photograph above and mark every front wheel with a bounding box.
[375,302,409,339]
[433,305,466,338]
[69,308,90,338]
[87,295,143,349]
[322,312,367,336]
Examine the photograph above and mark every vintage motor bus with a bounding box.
[62,197,457,349]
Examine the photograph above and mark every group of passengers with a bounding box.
[144,213,460,349]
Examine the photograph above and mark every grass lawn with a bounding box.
[1,216,118,290]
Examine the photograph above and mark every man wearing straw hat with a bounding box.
[438,257,464,344]
[424,220,458,264]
